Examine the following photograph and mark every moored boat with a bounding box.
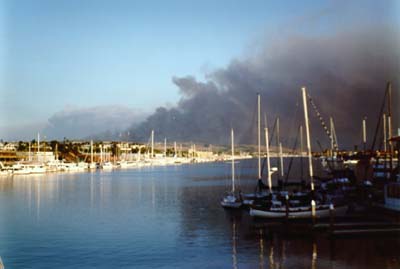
[221,129,243,209]
[221,192,243,209]
[10,163,46,175]
[249,87,348,219]
[101,161,114,170]
[250,202,348,219]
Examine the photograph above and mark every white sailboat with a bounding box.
[11,163,46,175]
[101,161,114,170]
[0,162,9,176]
[243,94,276,203]
[98,144,113,170]
[250,87,348,219]
[250,203,348,219]
[221,129,243,209]
[88,140,97,169]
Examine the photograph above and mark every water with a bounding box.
[0,159,399,268]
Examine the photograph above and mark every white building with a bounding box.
[2,143,17,151]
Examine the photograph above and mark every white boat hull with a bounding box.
[101,162,114,170]
[88,163,97,169]
[250,205,348,219]
[221,201,242,209]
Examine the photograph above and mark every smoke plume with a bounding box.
[129,26,400,149]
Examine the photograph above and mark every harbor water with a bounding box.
[0,159,399,268]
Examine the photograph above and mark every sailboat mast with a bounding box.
[302,87,314,191]
[300,125,304,182]
[383,113,387,152]
[151,130,154,158]
[362,117,367,151]
[164,138,167,157]
[265,127,272,191]
[257,93,261,180]
[330,117,334,153]
[279,142,284,178]
[276,117,281,180]
[174,141,177,157]
[332,118,339,151]
[231,129,235,193]
[55,143,58,161]
[387,82,393,153]
[37,132,40,162]
[90,140,93,163]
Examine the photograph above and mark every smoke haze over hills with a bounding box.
[43,105,146,140]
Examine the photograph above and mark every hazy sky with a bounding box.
[1,0,399,140]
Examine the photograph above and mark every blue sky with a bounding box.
[0,0,399,139]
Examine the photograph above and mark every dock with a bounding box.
[314,221,400,236]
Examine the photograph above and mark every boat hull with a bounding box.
[250,205,348,219]
[221,201,242,209]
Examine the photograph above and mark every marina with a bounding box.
[1,1,400,267]
[0,87,398,268]
[0,159,399,268]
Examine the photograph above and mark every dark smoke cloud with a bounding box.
[43,105,146,140]
[129,26,400,149]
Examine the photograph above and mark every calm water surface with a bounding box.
[0,159,399,268]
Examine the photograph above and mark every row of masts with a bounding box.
[362,114,394,152]
[252,87,314,192]
[23,134,205,165]
[149,129,188,158]
[224,87,316,210]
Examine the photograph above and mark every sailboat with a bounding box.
[221,129,243,209]
[88,140,97,169]
[250,87,348,219]
[242,94,277,203]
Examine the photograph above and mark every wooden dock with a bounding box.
[332,228,400,235]
[250,215,400,237]
[314,221,400,236]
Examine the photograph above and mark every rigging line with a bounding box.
[260,117,277,178]
[371,83,389,153]
[330,117,339,150]
[316,140,324,152]
[287,99,300,146]
[334,122,339,150]
[284,124,300,185]
[242,97,258,145]
[269,117,277,148]
[289,102,299,146]
[246,98,258,174]
[376,114,385,151]
[307,93,338,150]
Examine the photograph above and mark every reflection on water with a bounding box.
[260,229,265,269]
[312,242,317,269]
[232,220,237,269]
[0,160,398,268]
